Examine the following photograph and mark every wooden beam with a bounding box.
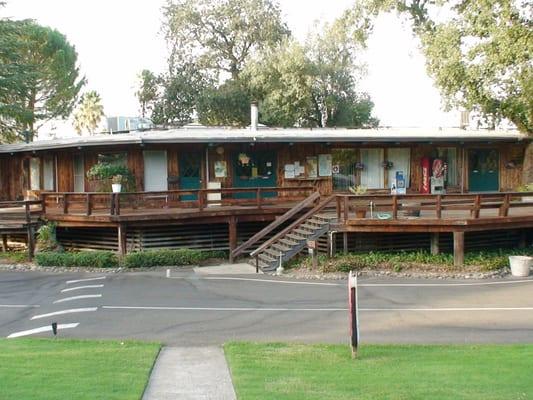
[228,216,237,263]
[1,234,8,252]
[453,231,464,267]
[430,233,440,255]
[343,232,348,253]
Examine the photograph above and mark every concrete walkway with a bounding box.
[143,347,237,400]
[194,262,261,275]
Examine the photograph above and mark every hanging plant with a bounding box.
[238,152,250,166]
[354,162,365,170]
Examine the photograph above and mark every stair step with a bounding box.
[272,243,291,252]
[314,214,335,221]
[293,228,312,237]
[305,219,325,227]
[301,223,321,231]
[286,233,306,242]
[258,253,276,262]
[279,238,298,247]
[265,248,282,258]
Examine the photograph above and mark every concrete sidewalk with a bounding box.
[143,346,237,400]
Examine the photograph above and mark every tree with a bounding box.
[361,0,532,181]
[135,69,159,119]
[151,63,209,126]
[0,20,85,141]
[72,91,105,135]
[196,79,251,126]
[163,0,289,79]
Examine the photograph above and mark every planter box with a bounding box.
[509,256,532,277]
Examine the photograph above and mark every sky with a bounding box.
[4,0,458,133]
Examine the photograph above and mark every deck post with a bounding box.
[117,224,127,257]
[1,235,7,252]
[228,216,237,263]
[430,233,440,255]
[453,231,464,267]
[343,232,348,254]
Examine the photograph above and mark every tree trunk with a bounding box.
[523,141,533,185]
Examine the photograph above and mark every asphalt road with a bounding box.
[1,268,532,345]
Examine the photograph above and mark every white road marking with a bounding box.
[53,294,102,304]
[103,305,347,312]
[170,276,533,288]
[61,285,104,293]
[66,276,106,284]
[0,304,40,308]
[102,305,533,312]
[31,307,98,320]
[7,323,79,338]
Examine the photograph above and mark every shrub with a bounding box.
[36,222,61,251]
[35,251,119,268]
[123,249,225,268]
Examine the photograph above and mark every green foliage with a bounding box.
[86,162,135,192]
[0,19,85,141]
[36,222,60,252]
[0,251,28,263]
[299,248,533,273]
[35,251,119,268]
[135,69,159,119]
[72,90,105,135]
[123,249,226,268]
[197,79,251,127]
[163,0,289,79]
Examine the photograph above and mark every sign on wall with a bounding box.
[318,154,332,177]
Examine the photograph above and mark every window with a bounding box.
[97,152,127,166]
[360,148,384,189]
[43,157,55,191]
[436,147,458,186]
[73,155,85,192]
[30,158,40,190]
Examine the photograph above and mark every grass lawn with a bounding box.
[224,343,533,400]
[0,338,160,400]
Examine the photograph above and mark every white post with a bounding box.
[250,102,258,132]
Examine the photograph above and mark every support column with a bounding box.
[518,230,527,249]
[343,232,348,254]
[430,233,440,255]
[228,216,237,263]
[27,226,35,261]
[117,224,127,257]
[453,231,464,267]
[1,235,7,252]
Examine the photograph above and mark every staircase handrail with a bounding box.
[231,191,321,259]
[250,194,336,258]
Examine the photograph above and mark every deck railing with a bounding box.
[334,192,533,223]
[40,186,316,217]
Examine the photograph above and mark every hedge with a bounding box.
[34,249,226,268]
[35,251,119,268]
[122,249,225,268]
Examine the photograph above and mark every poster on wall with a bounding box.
[214,161,227,178]
[284,164,295,179]
[318,154,332,177]
[306,156,318,178]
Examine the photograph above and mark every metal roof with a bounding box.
[0,127,528,153]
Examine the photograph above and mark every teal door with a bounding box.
[180,152,202,200]
[233,151,277,199]
[468,149,499,192]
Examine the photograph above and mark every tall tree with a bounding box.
[0,20,85,141]
[360,0,533,181]
[135,69,159,119]
[72,91,105,135]
[163,0,289,79]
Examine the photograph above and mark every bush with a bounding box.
[36,222,61,252]
[123,249,226,268]
[35,251,119,268]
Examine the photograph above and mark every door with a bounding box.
[332,149,357,192]
[144,151,168,192]
[179,152,202,200]
[361,148,385,189]
[468,149,499,192]
[387,148,410,189]
[233,151,277,198]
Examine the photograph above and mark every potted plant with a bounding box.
[349,185,368,218]
[508,255,532,277]
[111,175,123,193]
[516,183,533,203]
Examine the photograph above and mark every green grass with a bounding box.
[0,339,160,400]
[0,251,28,263]
[224,343,533,400]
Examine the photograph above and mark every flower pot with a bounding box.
[508,256,532,277]
[112,183,122,193]
[355,209,367,218]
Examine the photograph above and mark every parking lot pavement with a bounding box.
[1,269,533,344]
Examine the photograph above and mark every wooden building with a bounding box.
[0,126,531,269]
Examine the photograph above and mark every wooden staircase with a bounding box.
[230,193,336,272]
